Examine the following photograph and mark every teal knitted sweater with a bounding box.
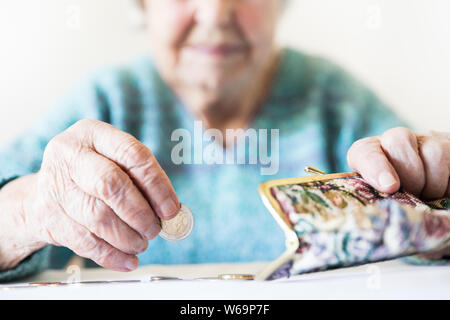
[0,48,406,282]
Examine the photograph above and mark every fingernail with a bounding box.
[160,197,179,219]
[135,238,149,253]
[124,257,138,271]
[378,171,397,189]
[145,223,161,240]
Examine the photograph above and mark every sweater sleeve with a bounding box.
[0,76,111,282]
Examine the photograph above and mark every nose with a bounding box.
[195,0,235,28]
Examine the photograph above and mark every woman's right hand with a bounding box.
[15,119,180,271]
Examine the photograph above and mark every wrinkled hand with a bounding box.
[23,119,180,271]
[347,127,449,199]
[347,127,450,260]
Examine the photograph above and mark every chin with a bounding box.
[181,65,250,92]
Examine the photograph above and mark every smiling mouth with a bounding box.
[185,44,248,57]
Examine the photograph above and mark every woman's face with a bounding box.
[143,0,282,105]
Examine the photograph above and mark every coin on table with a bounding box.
[159,203,194,241]
[218,274,255,281]
[29,282,67,287]
[150,276,182,281]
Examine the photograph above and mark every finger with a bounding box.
[40,209,138,272]
[418,135,450,199]
[379,127,425,196]
[71,150,162,240]
[60,185,151,254]
[71,119,180,220]
[347,136,400,194]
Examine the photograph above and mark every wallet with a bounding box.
[255,167,450,280]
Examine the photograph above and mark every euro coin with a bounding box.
[159,203,194,241]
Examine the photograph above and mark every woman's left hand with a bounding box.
[347,127,450,260]
[347,127,450,199]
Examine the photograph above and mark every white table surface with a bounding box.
[1,259,449,299]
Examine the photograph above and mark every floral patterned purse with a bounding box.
[255,167,450,280]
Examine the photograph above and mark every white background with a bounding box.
[0,0,449,146]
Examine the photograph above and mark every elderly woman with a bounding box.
[0,0,448,281]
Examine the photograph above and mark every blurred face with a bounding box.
[143,0,282,109]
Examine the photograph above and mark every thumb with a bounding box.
[347,137,400,194]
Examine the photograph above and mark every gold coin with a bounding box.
[159,203,194,241]
[218,274,255,281]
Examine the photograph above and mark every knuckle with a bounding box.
[43,132,84,168]
[81,233,103,256]
[93,245,116,267]
[44,134,69,160]
[121,230,148,254]
[130,207,154,227]
[94,166,128,200]
[421,138,445,165]
[116,137,151,169]
[381,127,415,149]
[72,119,98,131]
[350,137,377,150]
[383,126,412,138]
[348,137,377,162]
[139,162,165,188]
[91,209,112,234]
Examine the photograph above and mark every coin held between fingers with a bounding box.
[159,203,194,241]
